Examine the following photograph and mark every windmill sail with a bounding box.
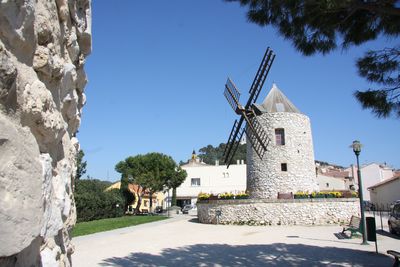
[224,78,241,112]
[223,118,245,165]
[245,116,270,159]
[245,48,275,109]
[222,46,275,168]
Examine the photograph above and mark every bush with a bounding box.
[198,191,249,201]
[198,192,211,201]
[235,191,249,199]
[294,191,309,199]
[74,179,125,222]
[219,192,234,199]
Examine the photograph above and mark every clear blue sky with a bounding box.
[78,1,400,181]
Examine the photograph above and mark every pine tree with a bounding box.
[226,0,400,118]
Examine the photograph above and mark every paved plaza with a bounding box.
[72,214,399,266]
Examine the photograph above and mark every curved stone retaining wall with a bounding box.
[197,198,360,226]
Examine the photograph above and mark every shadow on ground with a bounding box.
[100,243,391,267]
[377,229,400,240]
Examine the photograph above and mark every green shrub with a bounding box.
[74,179,124,222]
[294,191,309,199]
[219,192,235,199]
[235,191,249,199]
[198,192,211,200]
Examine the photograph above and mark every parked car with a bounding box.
[388,200,400,235]
[154,206,163,214]
[181,205,194,214]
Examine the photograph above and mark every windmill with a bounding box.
[223,47,275,167]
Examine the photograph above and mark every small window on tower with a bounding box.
[281,163,287,172]
[275,128,285,145]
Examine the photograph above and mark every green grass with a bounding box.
[72,215,168,237]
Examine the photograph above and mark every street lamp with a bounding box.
[115,203,120,217]
[163,185,170,218]
[351,140,368,245]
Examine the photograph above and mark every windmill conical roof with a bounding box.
[256,84,301,113]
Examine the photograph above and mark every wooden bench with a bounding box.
[387,250,400,267]
[342,215,361,237]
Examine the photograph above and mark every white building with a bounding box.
[346,163,395,201]
[368,174,400,209]
[174,151,246,207]
[315,165,351,191]
[316,174,347,191]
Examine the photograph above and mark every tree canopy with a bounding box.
[76,149,87,180]
[115,153,177,192]
[198,143,246,165]
[226,0,400,118]
[115,152,187,211]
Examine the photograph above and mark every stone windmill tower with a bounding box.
[246,84,319,199]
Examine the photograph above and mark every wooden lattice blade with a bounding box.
[245,47,275,109]
[224,78,241,113]
[223,117,245,167]
[245,116,270,159]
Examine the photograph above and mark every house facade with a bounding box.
[174,152,246,207]
[368,174,400,209]
[106,182,165,213]
[345,163,395,201]
[316,174,347,191]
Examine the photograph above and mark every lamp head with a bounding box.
[351,140,362,155]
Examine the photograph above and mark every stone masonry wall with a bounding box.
[247,112,319,198]
[197,199,360,226]
[0,1,91,266]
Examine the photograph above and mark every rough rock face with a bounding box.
[0,0,91,266]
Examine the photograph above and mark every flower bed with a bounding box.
[294,191,358,199]
[197,191,249,201]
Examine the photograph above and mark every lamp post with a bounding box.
[163,185,170,218]
[351,140,368,245]
[115,203,120,217]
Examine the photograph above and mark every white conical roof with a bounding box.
[257,84,300,113]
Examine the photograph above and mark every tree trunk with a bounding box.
[135,192,143,215]
[149,191,153,214]
[172,187,177,206]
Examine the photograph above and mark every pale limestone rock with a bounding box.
[40,153,63,240]
[0,0,36,64]
[0,0,91,265]
[0,113,43,256]
[0,43,17,109]
[33,45,52,75]
[55,0,69,22]
[75,66,87,93]
[21,80,66,153]
[66,27,80,63]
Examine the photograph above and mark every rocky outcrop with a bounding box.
[0,0,91,266]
